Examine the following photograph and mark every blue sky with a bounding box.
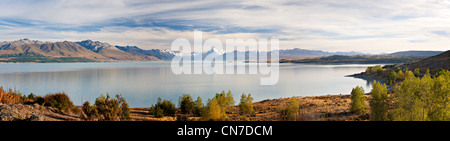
[0,0,449,53]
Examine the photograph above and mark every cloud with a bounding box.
[0,0,449,53]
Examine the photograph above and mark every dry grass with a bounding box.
[251,95,367,121]
[128,94,371,121]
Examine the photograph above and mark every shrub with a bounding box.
[350,86,367,114]
[179,94,195,115]
[27,93,37,101]
[0,87,22,104]
[414,68,420,77]
[397,69,405,80]
[149,97,177,118]
[19,93,38,104]
[279,97,299,121]
[239,93,254,116]
[37,92,80,114]
[82,94,131,121]
[42,93,72,110]
[118,94,131,120]
[388,70,398,85]
[82,101,96,119]
[366,65,383,75]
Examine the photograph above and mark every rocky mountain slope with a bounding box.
[0,39,162,62]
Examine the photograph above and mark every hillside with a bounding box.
[278,49,441,60]
[387,50,444,57]
[403,50,450,73]
[280,55,427,64]
[348,50,450,87]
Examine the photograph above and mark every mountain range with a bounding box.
[0,39,445,62]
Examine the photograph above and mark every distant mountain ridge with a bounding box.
[0,39,161,62]
[114,45,176,60]
[278,48,369,59]
[0,39,110,61]
[0,39,446,62]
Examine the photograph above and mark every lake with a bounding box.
[0,62,380,107]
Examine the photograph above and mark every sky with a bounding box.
[0,0,449,53]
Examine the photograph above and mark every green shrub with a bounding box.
[38,92,80,114]
[388,70,398,85]
[414,68,420,77]
[150,97,177,118]
[27,93,37,100]
[82,94,131,121]
[350,86,367,114]
[179,94,195,115]
[19,93,38,104]
[153,106,165,118]
[82,101,98,120]
[366,65,383,75]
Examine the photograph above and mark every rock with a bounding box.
[28,114,42,121]
[1,103,81,121]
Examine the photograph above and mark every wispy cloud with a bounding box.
[0,0,449,53]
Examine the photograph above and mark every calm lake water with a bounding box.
[0,62,380,107]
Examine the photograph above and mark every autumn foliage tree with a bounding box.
[202,90,235,121]
[280,97,299,121]
[369,80,390,121]
[239,93,254,116]
[350,86,367,114]
[0,87,22,104]
[392,69,450,121]
[203,98,227,121]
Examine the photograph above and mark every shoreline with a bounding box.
[346,72,392,89]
